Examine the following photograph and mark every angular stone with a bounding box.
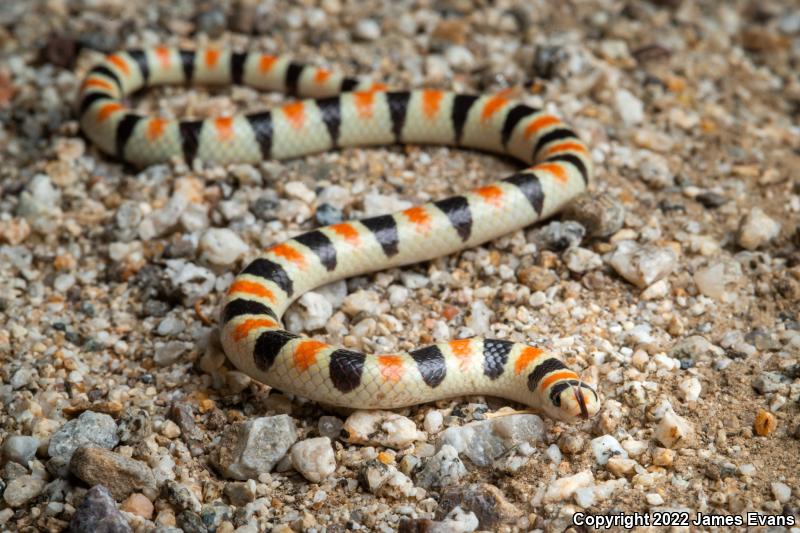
[436,483,522,529]
[67,485,132,533]
[290,437,336,483]
[213,415,297,480]
[343,410,425,450]
[3,475,45,507]
[436,414,544,467]
[48,411,119,476]
[69,446,157,501]
[414,444,467,490]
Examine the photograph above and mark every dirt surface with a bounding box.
[0,1,799,532]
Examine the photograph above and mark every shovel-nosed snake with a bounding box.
[79,46,600,421]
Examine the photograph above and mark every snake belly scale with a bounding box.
[78,46,601,422]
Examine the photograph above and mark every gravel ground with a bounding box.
[1,0,799,532]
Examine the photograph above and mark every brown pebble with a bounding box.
[431,20,467,44]
[42,35,80,68]
[518,265,558,291]
[0,218,30,245]
[754,409,777,436]
[121,493,154,520]
[63,400,123,419]
[69,446,157,500]
[0,71,14,107]
[442,305,460,321]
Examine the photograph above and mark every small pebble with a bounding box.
[290,437,336,483]
[591,435,628,465]
[315,203,343,225]
[2,435,39,465]
[770,482,792,503]
[423,410,443,434]
[437,414,544,467]
[48,411,119,473]
[3,475,45,507]
[652,447,676,468]
[615,89,644,125]
[318,416,344,440]
[199,228,249,266]
[223,480,256,507]
[557,432,585,455]
[678,377,702,402]
[343,410,425,449]
[437,483,522,528]
[212,415,297,480]
[754,409,777,436]
[609,241,677,288]
[414,444,467,490]
[737,207,781,250]
[361,460,417,499]
[564,247,602,273]
[68,485,132,533]
[355,18,381,40]
[654,410,695,449]
[543,470,594,503]
[121,493,154,520]
[606,457,637,477]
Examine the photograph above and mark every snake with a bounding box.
[78,46,600,422]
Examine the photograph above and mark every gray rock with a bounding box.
[562,193,625,238]
[176,510,206,533]
[162,480,202,513]
[638,151,673,188]
[68,485,132,533]
[196,6,227,37]
[355,18,381,40]
[529,220,585,251]
[3,461,27,481]
[224,481,256,506]
[669,335,721,363]
[615,89,644,126]
[3,474,45,507]
[315,203,343,225]
[608,241,677,288]
[738,207,781,250]
[360,460,416,499]
[69,446,157,501]
[200,501,232,532]
[169,403,204,456]
[154,340,190,366]
[48,411,119,471]
[590,435,628,465]
[414,444,467,490]
[753,371,789,394]
[117,409,151,446]
[564,247,602,273]
[436,414,544,467]
[400,508,479,533]
[317,416,344,440]
[436,483,522,529]
[213,415,297,480]
[10,366,37,389]
[2,435,39,465]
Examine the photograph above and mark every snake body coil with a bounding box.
[79,47,600,421]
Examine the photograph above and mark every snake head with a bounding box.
[541,381,601,422]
